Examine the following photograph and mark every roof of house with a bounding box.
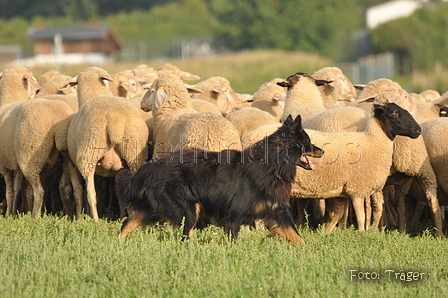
[27,25,117,42]
[27,25,121,52]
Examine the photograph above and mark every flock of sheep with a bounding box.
[0,61,447,238]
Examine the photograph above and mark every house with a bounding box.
[366,0,425,29]
[21,25,121,66]
[0,45,24,66]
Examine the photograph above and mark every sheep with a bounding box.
[110,71,143,99]
[244,102,421,232]
[277,73,327,123]
[250,78,287,121]
[419,89,441,102]
[354,78,402,114]
[226,107,277,140]
[36,74,76,97]
[190,76,242,116]
[0,65,80,218]
[131,64,158,84]
[191,99,222,116]
[67,66,149,222]
[420,118,448,213]
[37,69,62,86]
[313,88,443,236]
[140,74,241,158]
[312,66,357,107]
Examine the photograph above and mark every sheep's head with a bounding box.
[140,74,200,113]
[0,65,38,102]
[374,102,421,140]
[157,63,200,81]
[359,88,418,117]
[277,72,332,91]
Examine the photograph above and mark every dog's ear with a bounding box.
[284,114,294,126]
[293,115,303,127]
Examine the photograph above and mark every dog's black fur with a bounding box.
[115,115,324,244]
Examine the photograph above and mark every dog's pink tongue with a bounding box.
[302,155,316,170]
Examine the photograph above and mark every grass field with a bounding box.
[1,214,447,298]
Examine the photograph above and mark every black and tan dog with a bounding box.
[115,114,324,244]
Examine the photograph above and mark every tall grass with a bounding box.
[1,214,447,297]
[25,49,332,94]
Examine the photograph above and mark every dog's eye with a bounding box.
[391,110,399,117]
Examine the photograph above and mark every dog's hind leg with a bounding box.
[120,211,148,237]
[181,202,202,240]
[265,207,306,245]
[224,222,242,240]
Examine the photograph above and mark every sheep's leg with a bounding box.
[3,170,15,215]
[86,171,99,222]
[365,195,372,230]
[59,163,74,217]
[371,191,384,230]
[351,197,366,231]
[415,177,444,237]
[339,199,350,230]
[324,198,346,232]
[12,172,24,215]
[396,185,406,233]
[62,153,84,220]
[28,176,45,218]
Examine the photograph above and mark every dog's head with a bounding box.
[276,115,324,170]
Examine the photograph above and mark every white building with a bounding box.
[366,0,426,29]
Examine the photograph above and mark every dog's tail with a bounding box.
[115,169,135,205]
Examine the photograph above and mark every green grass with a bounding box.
[1,214,447,298]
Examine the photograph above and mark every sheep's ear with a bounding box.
[155,87,167,109]
[273,93,285,102]
[180,71,200,81]
[277,81,292,88]
[101,72,114,82]
[58,83,76,95]
[373,104,386,116]
[212,86,224,94]
[357,94,377,103]
[315,79,334,86]
[354,84,365,91]
[185,85,202,94]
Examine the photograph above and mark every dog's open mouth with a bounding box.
[297,154,316,171]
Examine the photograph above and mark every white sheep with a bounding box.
[190,76,242,116]
[277,73,327,123]
[0,65,79,217]
[36,74,76,97]
[244,102,422,232]
[354,78,402,114]
[140,74,241,158]
[226,107,277,140]
[191,99,222,116]
[67,66,149,222]
[312,66,357,107]
[110,71,143,99]
[37,69,62,86]
[315,88,443,236]
[250,78,287,121]
[419,89,441,102]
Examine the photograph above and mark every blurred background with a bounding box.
[0,0,447,94]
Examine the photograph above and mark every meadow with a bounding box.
[0,214,447,298]
[1,49,447,297]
